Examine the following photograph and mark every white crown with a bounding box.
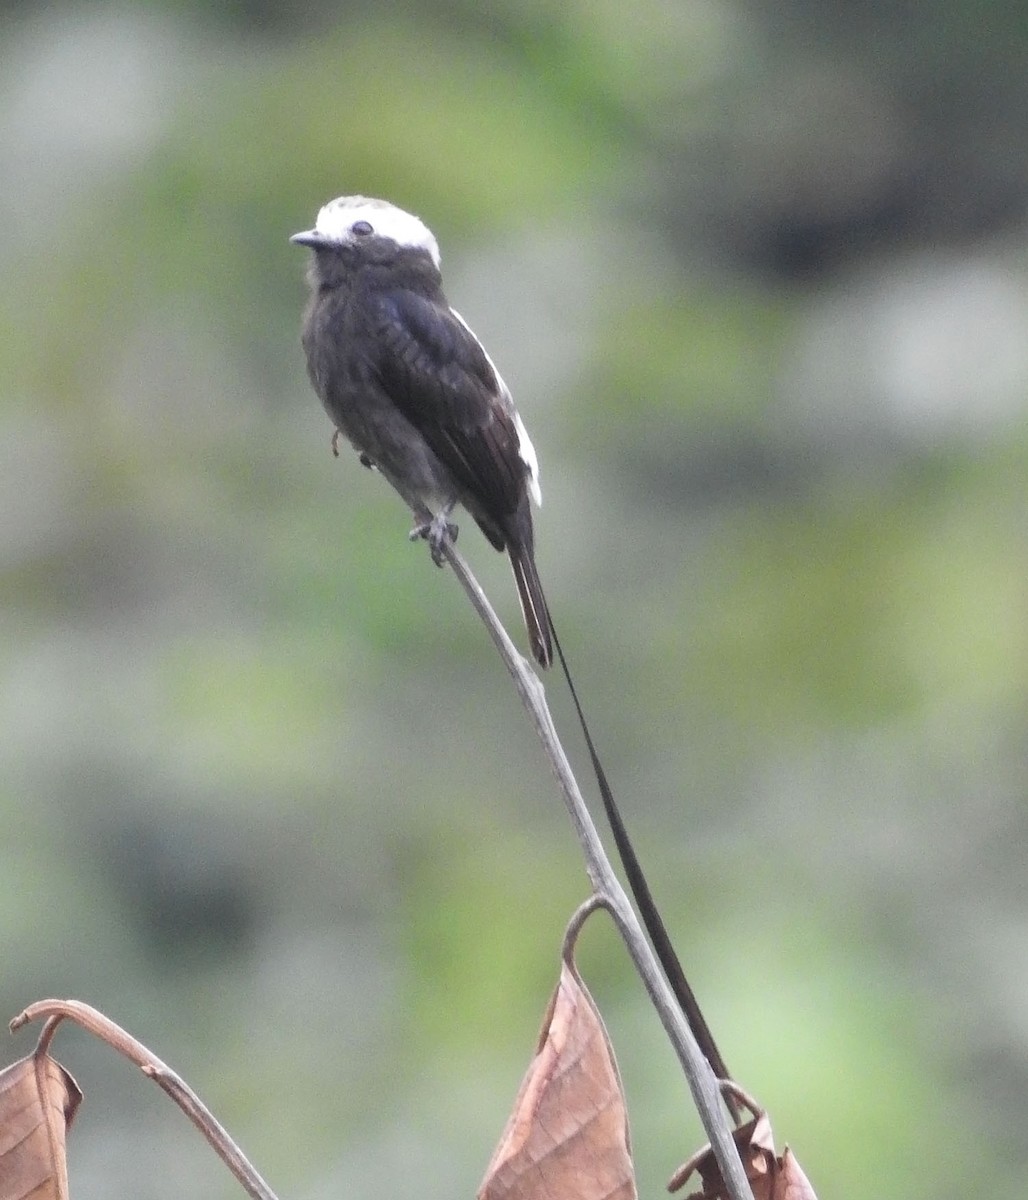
[313,196,441,268]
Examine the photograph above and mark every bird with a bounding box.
[290,198,729,1084]
[290,195,553,668]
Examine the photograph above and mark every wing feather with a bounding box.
[370,290,530,524]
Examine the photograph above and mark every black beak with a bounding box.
[290,229,333,249]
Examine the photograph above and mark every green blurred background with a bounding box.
[3,2,1027,1196]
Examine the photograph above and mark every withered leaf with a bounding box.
[0,1053,82,1200]
[668,1109,818,1200]
[772,1147,817,1200]
[479,959,636,1200]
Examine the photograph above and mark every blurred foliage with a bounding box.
[3,3,1028,1199]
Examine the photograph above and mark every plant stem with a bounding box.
[438,538,754,1200]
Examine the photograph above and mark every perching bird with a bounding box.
[290,195,552,668]
[290,197,731,1086]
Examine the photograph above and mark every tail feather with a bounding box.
[509,547,553,669]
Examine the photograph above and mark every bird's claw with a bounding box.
[331,430,377,471]
[409,511,459,566]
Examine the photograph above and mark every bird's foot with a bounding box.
[358,452,375,469]
[331,428,342,458]
[409,507,458,566]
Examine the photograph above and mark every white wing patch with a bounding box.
[451,308,542,508]
[513,409,542,508]
[313,196,441,268]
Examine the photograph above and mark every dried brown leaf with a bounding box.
[0,1053,81,1200]
[668,1104,818,1200]
[479,959,636,1200]
[771,1147,817,1200]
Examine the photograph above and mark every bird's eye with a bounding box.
[351,220,374,236]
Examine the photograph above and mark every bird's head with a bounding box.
[290,196,441,270]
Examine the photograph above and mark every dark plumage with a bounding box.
[291,196,552,668]
[292,206,700,1056]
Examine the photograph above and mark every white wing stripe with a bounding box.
[450,308,542,507]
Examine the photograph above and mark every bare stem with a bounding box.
[438,537,754,1200]
[11,1000,278,1200]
